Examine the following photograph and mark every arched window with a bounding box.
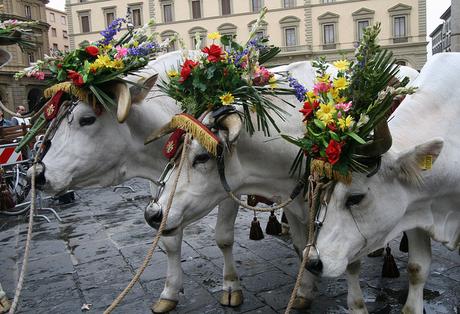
[189,26,207,49]
[161,30,177,52]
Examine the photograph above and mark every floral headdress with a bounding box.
[13,17,168,152]
[155,8,294,153]
[0,19,36,50]
[15,17,166,112]
[282,24,416,183]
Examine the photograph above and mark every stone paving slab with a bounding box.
[0,178,459,314]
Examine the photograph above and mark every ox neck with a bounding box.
[122,95,178,181]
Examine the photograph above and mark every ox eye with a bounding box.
[79,116,96,126]
[193,153,211,166]
[345,193,365,208]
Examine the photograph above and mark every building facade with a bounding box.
[46,6,70,52]
[67,0,427,69]
[0,0,50,114]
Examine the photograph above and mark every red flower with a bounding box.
[327,122,337,132]
[311,144,320,154]
[202,44,223,63]
[85,46,99,57]
[299,100,319,120]
[57,63,63,69]
[325,140,342,165]
[179,59,198,83]
[67,70,84,87]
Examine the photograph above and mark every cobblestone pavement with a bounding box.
[0,179,459,314]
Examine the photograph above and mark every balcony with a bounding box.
[279,45,309,53]
[393,37,408,44]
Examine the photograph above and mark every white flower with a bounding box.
[356,114,369,129]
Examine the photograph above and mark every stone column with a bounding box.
[451,0,460,52]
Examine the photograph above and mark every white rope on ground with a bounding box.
[7,157,38,314]
[103,134,191,314]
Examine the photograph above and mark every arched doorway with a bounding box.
[27,87,43,112]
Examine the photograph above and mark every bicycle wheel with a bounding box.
[0,165,31,216]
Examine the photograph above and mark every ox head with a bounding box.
[307,132,444,277]
[144,112,244,233]
[32,74,159,193]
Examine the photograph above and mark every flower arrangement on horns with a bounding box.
[159,7,293,137]
[0,19,37,50]
[14,17,168,111]
[282,23,416,182]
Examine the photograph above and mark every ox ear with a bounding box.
[114,81,132,123]
[130,74,159,104]
[217,114,243,146]
[391,137,444,186]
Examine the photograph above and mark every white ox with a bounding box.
[30,52,318,312]
[146,59,419,310]
[305,52,460,314]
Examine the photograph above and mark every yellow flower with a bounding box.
[333,60,350,71]
[333,76,349,90]
[335,96,348,103]
[338,115,354,131]
[167,70,179,78]
[110,59,124,69]
[316,103,336,125]
[317,74,330,83]
[220,92,235,105]
[269,76,277,89]
[306,90,319,102]
[207,32,222,41]
[133,41,139,47]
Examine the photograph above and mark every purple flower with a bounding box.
[288,76,307,102]
[100,18,126,45]
[128,42,159,56]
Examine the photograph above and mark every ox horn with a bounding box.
[113,81,132,123]
[355,121,392,158]
[218,113,243,144]
[144,122,175,145]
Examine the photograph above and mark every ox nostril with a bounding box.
[305,258,323,276]
[35,168,46,187]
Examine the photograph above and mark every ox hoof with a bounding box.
[367,248,384,257]
[292,296,312,309]
[151,299,178,313]
[219,290,243,307]
[0,296,11,314]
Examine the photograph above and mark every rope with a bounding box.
[7,155,39,314]
[284,178,325,314]
[226,191,295,212]
[103,134,191,314]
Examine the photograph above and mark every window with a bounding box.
[61,16,66,25]
[28,52,35,64]
[357,20,369,41]
[51,27,57,37]
[394,16,406,38]
[221,0,231,15]
[218,23,237,49]
[252,0,262,12]
[161,30,177,52]
[285,27,296,46]
[191,0,201,19]
[80,14,91,33]
[248,19,268,37]
[189,27,206,49]
[106,11,115,26]
[163,3,173,22]
[131,7,142,27]
[25,5,32,19]
[283,0,295,8]
[321,0,334,3]
[52,43,58,50]
[64,45,69,51]
[63,30,68,38]
[79,0,87,2]
[323,24,335,44]
[50,12,55,22]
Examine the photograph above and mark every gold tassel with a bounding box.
[170,113,220,156]
[310,159,352,184]
[44,82,88,101]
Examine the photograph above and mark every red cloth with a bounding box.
[162,129,185,159]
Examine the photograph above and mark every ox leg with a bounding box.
[0,283,10,314]
[152,230,183,314]
[346,260,369,314]
[402,229,431,314]
[284,209,316,309]
[215,199,243,307]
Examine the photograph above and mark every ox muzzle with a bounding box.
[27,161,47,188]
[144,201,163,229]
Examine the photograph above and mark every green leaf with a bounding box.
[329,131,340,142]
[314,119,325,129]
[346,131,366,144]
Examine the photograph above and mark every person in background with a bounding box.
[0,108,11,127]
[10,105,31,126]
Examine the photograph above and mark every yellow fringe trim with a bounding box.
[170,114,219,156]
[310,159,352,184]
[44,82,88,102]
